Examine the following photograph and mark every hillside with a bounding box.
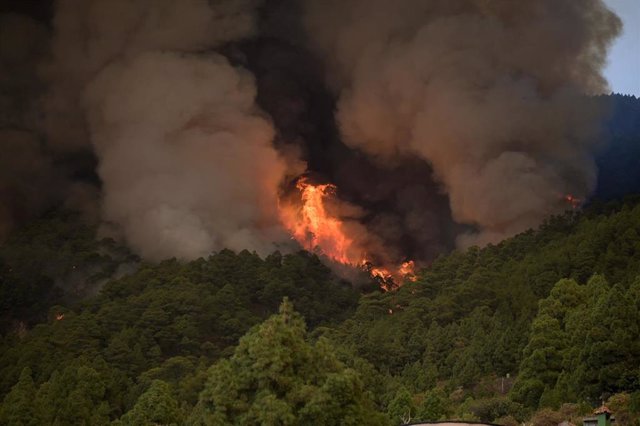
[0,197,639,424]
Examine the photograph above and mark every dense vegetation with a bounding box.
[1,196,640,425]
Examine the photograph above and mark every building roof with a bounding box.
[594,405,613,415]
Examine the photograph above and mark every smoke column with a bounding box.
[0,0,626,269]
[238,3,458,267]
[43,0,291,259]
[303,0,621,246]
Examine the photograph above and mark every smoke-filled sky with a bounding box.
[0,0,632,268]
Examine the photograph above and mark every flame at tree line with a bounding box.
[279,177,416,288]
[564,194,582,209]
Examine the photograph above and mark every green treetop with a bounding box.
[189,298,388,426]
[118,379,183,426]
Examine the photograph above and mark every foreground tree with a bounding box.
[0,368,38,426]
[387,387,416,424]
[117,380,183,425]
[189,299,388,426]
[34,364,110,425]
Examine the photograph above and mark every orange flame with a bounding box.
[279,177,416,287]
[563,194,581,209]
[285,179,355,264]
[399,261,417,282]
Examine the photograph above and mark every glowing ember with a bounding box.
[279,177,416,287]
[564,194,581,209]
[370,266,393,281]
[399,261,416,281]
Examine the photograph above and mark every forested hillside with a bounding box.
[1,197,640,425]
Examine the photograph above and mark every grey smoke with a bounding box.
[0,0,625,266]
[44,0,292,259]
[42,0,262,151]
[303,0,621,246]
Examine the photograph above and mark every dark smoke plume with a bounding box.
[0,0,625,268]
[0,12,59,239]
[304,0,621,246]
[235,1,458,266]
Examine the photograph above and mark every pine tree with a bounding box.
[0,367,39,426]
[388,387,415,425]
[416,388,448,421]
[189,298,388,425]
[118,380,182,426]
[35,364,110,425]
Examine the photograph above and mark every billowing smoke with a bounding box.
[42,0,261,151]
[41,0,292,259]
[303,0,621,245]
[0,0,626,269]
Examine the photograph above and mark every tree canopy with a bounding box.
[1,197,640,423]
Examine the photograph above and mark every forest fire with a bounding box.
[283,178,355,264]
[399,261,417,281]
[564,194,582,209]
[279,177,415,288]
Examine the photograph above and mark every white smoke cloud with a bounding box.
[43,0,262,152]
[44,0,291,260]
[304,0,621,245]
[85,52,287,259]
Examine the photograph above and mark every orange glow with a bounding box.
[279,177,416,288]
[564,194,581,209]
[283,178,355,264]
[370,266,393,282]
[399,261,417,282]
[55,313,64,321]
